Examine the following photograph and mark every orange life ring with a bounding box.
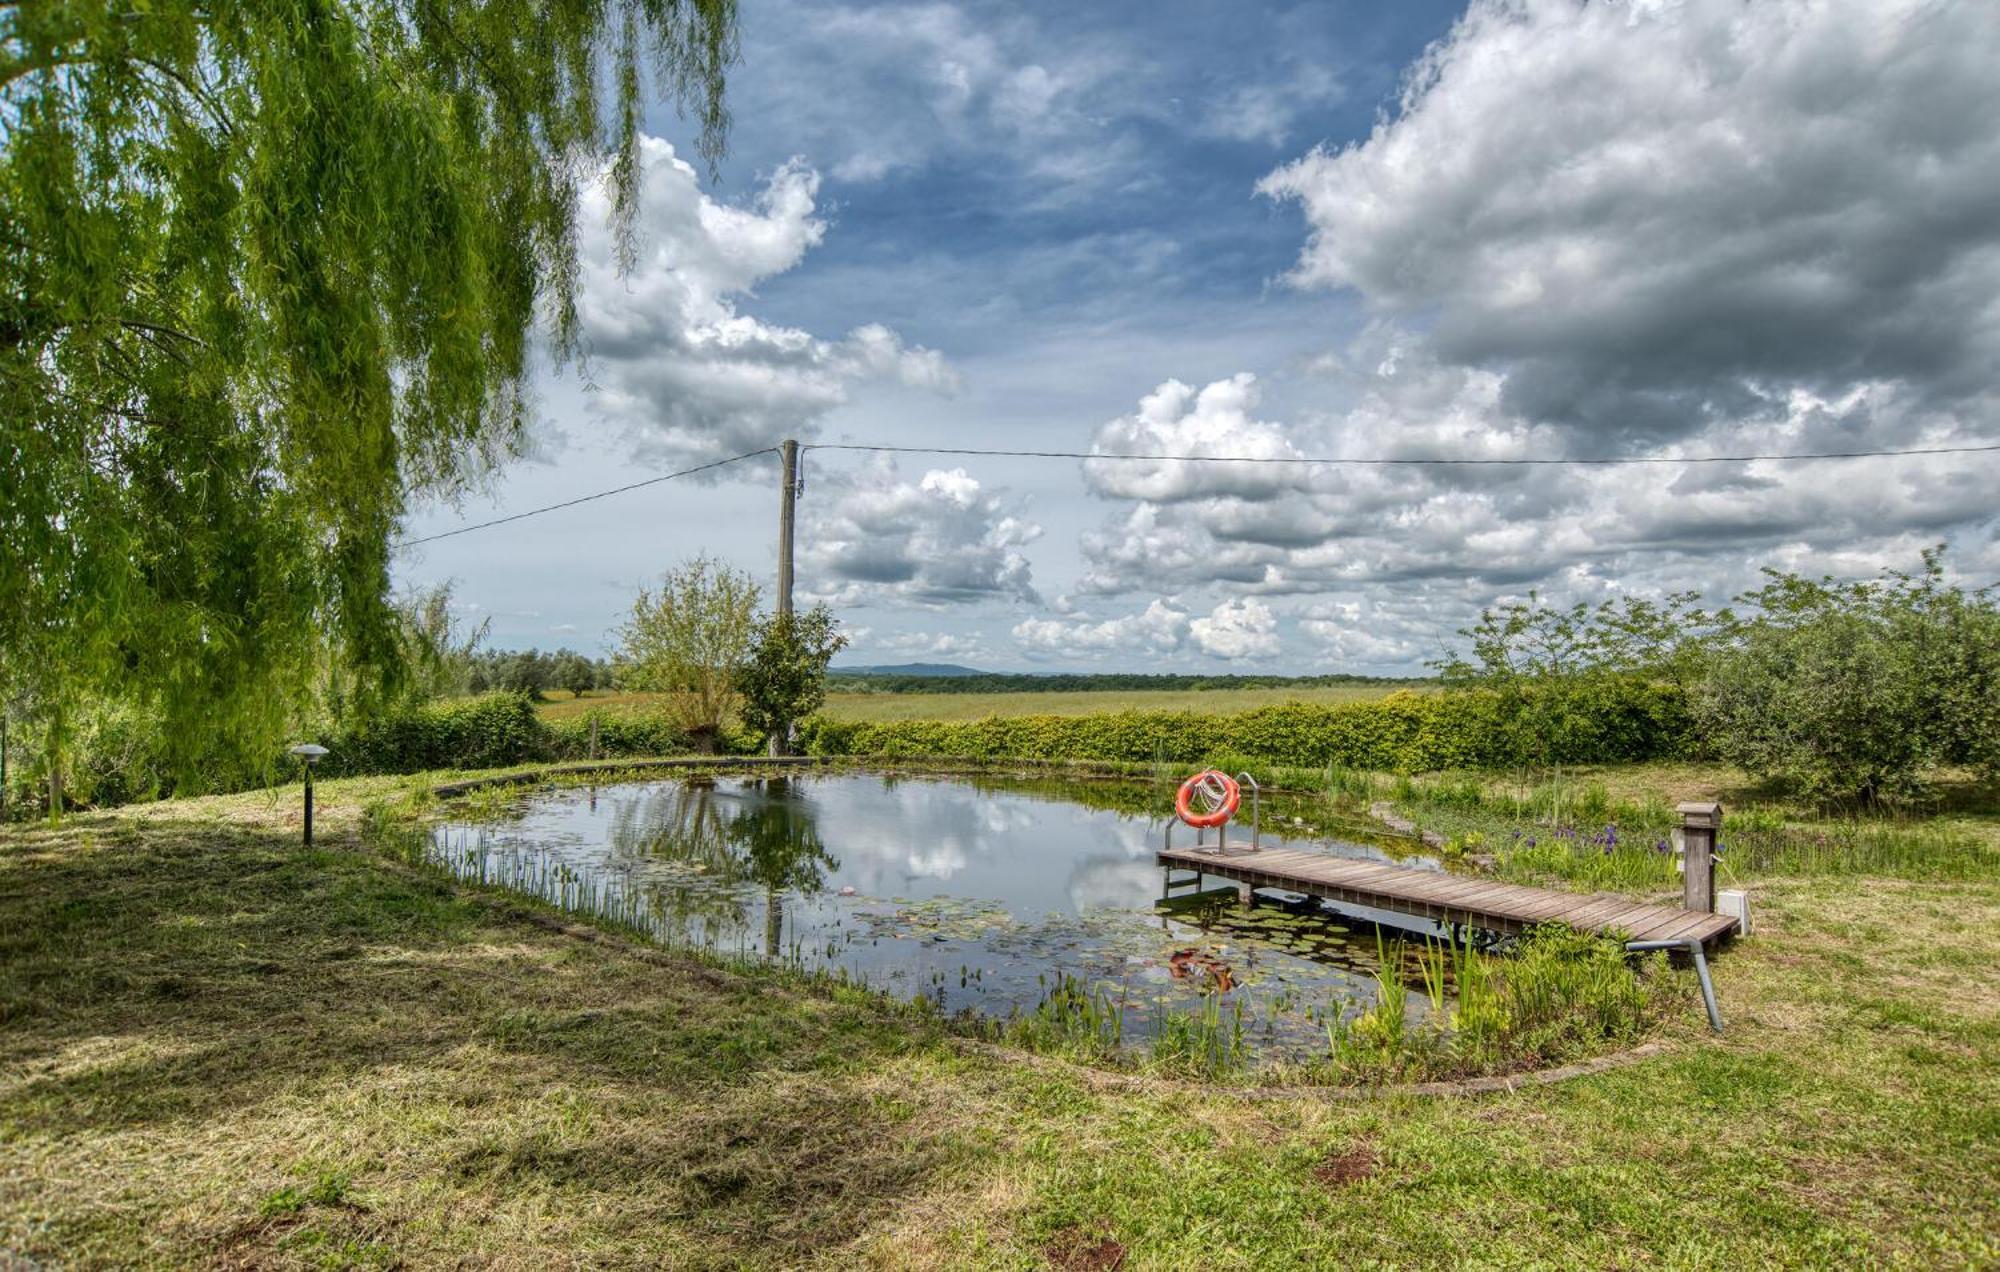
[1176,769,1240,828]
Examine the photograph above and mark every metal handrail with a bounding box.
[1234,771,1260,848]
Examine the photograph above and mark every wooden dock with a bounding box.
[1158,845,1739,947]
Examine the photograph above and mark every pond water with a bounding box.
[427,771,1455,1060]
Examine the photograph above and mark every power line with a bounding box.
[389,435,2000,546]
[394,447,778,550]
[803,440,2000,466]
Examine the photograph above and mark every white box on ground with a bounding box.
[1717,888,1752,936]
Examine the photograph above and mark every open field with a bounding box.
[3,765,1997,1267]
[537,683,1412,723]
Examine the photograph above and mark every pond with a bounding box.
[427,770,1456,1061]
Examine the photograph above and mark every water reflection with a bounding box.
[430,772,1447,1059]
[605,778,838,955]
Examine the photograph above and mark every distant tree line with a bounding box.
[465,649,615,700]
[825,672,1429,695]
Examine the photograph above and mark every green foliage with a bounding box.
[738,606,848,750]
[1437,591,1715,771]
[467,648,611,699]
[547,711,698,759]
[1694,547,2000,804]
[1,0,737,798]
[1326,926,1660,1082]
[323,693,549,776]
[1001,973,1126,1064]
[796,684,1688,772]
[1432,545,1999,805]
[394,584,490,704]
[614,557,760,747]
[259,1170,352,1218]
[1148,994,1247,1077]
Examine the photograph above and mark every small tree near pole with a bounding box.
[740,606,847,757]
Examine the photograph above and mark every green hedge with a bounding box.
[796,684,1691,772]
[321,693,551,775]
[319,694,767,778]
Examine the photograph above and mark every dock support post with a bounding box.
[1626,937,1723,1032]
[1677,801,1721,914]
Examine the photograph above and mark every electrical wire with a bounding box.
[394,447,779,550]
[802,440,2000,466]
[388,435,2000,546]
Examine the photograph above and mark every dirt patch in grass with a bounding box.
[1043,1222,1127,1271]
[1313,1141,1380,1189]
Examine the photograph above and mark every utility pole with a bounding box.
[771,438,799,757]
[777,438,798,619]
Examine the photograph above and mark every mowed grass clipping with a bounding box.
[2,773,1997,1267]
[538,683,1411,723]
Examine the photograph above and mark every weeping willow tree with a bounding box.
[0,1,738,812]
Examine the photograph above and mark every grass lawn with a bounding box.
[538,683,1410,724]
[3,770,1997,1267]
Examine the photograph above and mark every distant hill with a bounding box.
[830,662,987,678]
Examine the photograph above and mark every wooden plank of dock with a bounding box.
[1158,845,1739,947]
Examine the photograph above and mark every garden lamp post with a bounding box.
[289,744,329,845]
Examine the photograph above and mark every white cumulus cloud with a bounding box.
[1189,597,1281,660]
[1013,599,1191,657]
[571,136,956,465]
[802,461,1040,607]
[1257,0,2000,445]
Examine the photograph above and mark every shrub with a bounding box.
[322,693,548,776]
[1693,549,2000,804]
[544,711,690,760]
[738,605,847,753]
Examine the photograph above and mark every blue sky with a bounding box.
[396,0,2000,671]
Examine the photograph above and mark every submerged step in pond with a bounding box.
[427,771,1458,1062]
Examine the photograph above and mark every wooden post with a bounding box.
[1678,801,1721,913]
[776,438,798,621]
[45,703,62,827]
[769,439,799,758]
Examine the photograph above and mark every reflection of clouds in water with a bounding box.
[823,777,1006,890]
[1066,857,1161,912]
[1107,818,1171,859]
[834,776,1075,888]
[976,799,1038,835]
[902,845,968,879]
